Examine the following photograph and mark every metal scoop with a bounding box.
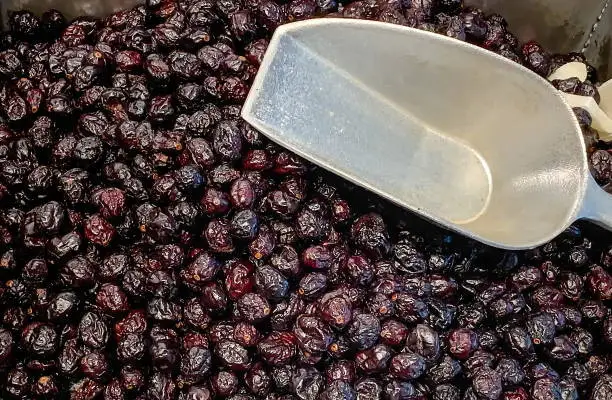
[241,18,612,250]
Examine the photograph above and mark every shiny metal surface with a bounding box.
[242,19,612,250]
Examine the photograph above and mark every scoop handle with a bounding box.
[582,174,612,230]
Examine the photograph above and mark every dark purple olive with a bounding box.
[0,2,605,399]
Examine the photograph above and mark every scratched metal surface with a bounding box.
[242,19,597,249]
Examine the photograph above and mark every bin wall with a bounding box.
[465,0,611,78]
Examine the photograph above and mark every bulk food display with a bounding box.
[0,0,609,399]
